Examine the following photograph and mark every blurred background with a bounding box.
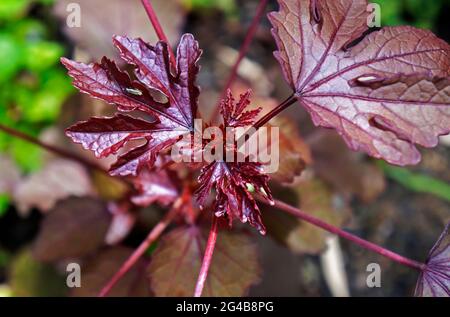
[0,0,449,297]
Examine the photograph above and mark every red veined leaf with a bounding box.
[415,222,450,297]
[269,0,450,165]
[220,89,262,128]
[196,161,272,234]
[66,114,155,158]
[195,91,273,234]
[147,226,261,296]
[112,34,200,126]
[62,33,202,175]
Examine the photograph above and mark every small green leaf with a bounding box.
[379,161,450,202]
[0,0,31,21]
[9,250,67,296]
[184,0,236,14]
[0,248,11,268]
[11,19,47,41]
[24,41,64,72]
[0,194,10,217]
[11,137,43,173]
[0,33,23,83]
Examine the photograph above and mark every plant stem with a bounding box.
[141,0,176,67]
[194,216,219,297]
[253,94,297,129]
[0,124,106,175]
[213,0,269,120]
[233,94,297,152]
[98,206,179,297]
[266,198,426,271]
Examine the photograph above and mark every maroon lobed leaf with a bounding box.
[269,0,450,165]
[415,222,450,297]
[221,89,262,128]
[65,114,154,158]
[32,197,111,262]
[72,247,151,297]
[62,33,202,175]
[195,91,273,234]
[147,226,261,296]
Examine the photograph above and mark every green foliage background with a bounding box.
[372,0,447,30]
[0,0,74,173]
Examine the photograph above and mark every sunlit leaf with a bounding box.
[269,0,450,166]
[63,34,202,176]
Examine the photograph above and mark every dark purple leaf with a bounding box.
[62,34,202,175]
[220,89,262,128]
[269,0,450,165]
[112,34,201,126]
[415,223,450,297]
[195,91,273,234]
[65,114,155,158]
[148,226,261,296]
[32,197,111,262]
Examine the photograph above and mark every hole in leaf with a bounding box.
[149,89,169,104]
[342,28,380,52]
[369,116,410,142]
[349,74,384,87]
[310,0,322,24]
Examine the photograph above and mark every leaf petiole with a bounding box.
[263,197,427,272]
[194,216,219,297]
[141,0,176,67]
[253,94,297,129]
